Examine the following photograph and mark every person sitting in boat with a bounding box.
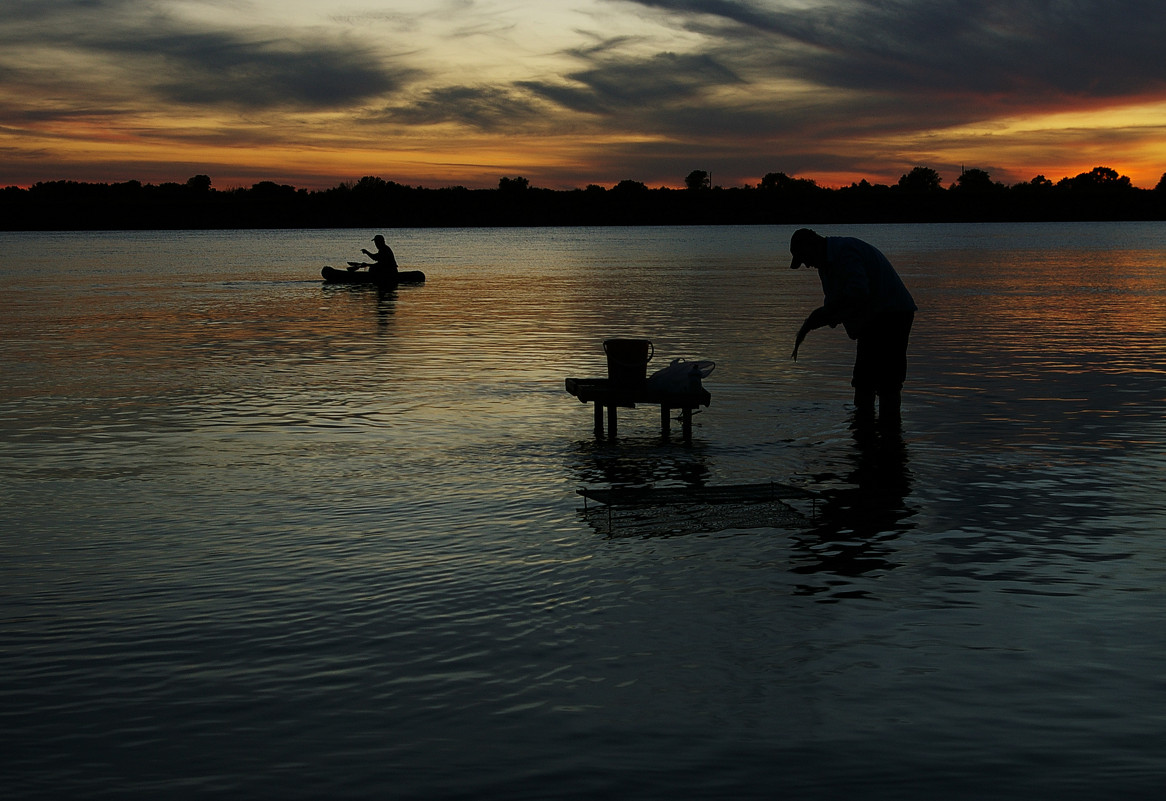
[349,234,399,276]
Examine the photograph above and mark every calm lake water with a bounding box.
[2,223,1165,799]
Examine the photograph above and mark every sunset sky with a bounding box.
[3,0,1165,190]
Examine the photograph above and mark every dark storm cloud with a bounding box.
[617,0,1166,103]
[511,33,910,145]
[376,86,545,130]
[521,51,742,114]
[0,0,410,110]
[116,30,407,108]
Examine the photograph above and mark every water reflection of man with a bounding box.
[788,228,917,426]
[793,424,914,585]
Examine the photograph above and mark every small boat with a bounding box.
[321,266,426,286]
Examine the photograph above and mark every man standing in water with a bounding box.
[788,228,917,425]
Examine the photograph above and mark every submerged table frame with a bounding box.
[564,378,711,442]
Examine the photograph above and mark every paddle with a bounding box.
[347,261,373,271]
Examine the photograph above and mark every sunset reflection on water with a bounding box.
[2,223,1165,800]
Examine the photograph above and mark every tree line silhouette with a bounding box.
[3,166,1165,230]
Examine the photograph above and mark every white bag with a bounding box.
[644,358,715,393]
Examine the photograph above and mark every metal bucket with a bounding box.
[603,339,654,387]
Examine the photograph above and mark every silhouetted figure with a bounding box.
[349,234,399,277]
[788,228,917,424]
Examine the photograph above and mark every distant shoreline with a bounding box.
[4,170,1164,230]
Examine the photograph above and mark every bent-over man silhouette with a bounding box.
[788,228,917,425]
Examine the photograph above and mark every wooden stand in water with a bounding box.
[564,378,711,442]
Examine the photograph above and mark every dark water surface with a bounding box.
[2,224,1165,799]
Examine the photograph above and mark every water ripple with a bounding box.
[3,226,1166,799]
